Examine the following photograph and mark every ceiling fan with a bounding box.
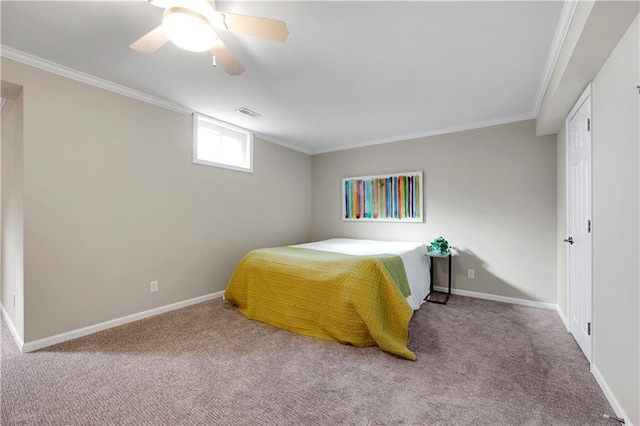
[130,0,289,76]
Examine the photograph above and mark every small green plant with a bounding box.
[430,236,450,254]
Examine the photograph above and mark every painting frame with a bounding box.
[342,171,424,222]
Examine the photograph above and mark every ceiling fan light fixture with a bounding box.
[162,7,217,53]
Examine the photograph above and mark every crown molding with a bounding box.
[1,45,193,116]
[312,112,535,155]
[0,45,542,157]
[531,1,578,118]
[255,132,313,155]
[0,45,315,154]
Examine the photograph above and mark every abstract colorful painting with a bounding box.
[342,171,423,222]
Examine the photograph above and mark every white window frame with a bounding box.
[192,113,253,173]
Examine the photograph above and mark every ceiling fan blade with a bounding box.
[130,26,169,53]
[150,0,215,19]
[148,0,178,9]
[220,13,289,43]
[210,41,245,76]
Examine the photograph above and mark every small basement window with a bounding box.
[193,113,253,173]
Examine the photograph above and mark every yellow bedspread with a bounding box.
[224,247,415,360]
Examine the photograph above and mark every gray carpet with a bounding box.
[1,295,615,425]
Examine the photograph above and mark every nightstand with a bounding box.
[426,251,452,304]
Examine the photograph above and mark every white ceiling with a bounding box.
[0,1,564,153]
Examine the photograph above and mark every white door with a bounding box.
[566,85,593,362]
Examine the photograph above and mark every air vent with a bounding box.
[236,107,261,118]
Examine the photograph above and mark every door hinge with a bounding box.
[588,322,591,336]
[587,118,591,131]
[588,219,591,233]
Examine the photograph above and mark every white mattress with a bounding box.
[290,238,430,310]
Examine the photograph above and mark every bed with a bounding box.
[223,238,431,360]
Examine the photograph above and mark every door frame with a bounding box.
[564,83,594,363]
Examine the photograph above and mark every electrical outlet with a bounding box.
[468,269,475,279]
[150,280,159,293]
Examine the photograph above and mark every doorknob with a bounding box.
[563,237,574,245]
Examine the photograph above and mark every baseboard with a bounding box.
[437,286,632,423]
[556,305,570,330]
[433,286,557,310]
[435,287,570,332]
[1,304,24,351]
[591,363,632,425]
[22,291,224,353]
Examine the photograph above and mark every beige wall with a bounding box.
[591,15,639,425]
[1,88,25,340]
[312,120,557,303]
[1,58,312,343]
